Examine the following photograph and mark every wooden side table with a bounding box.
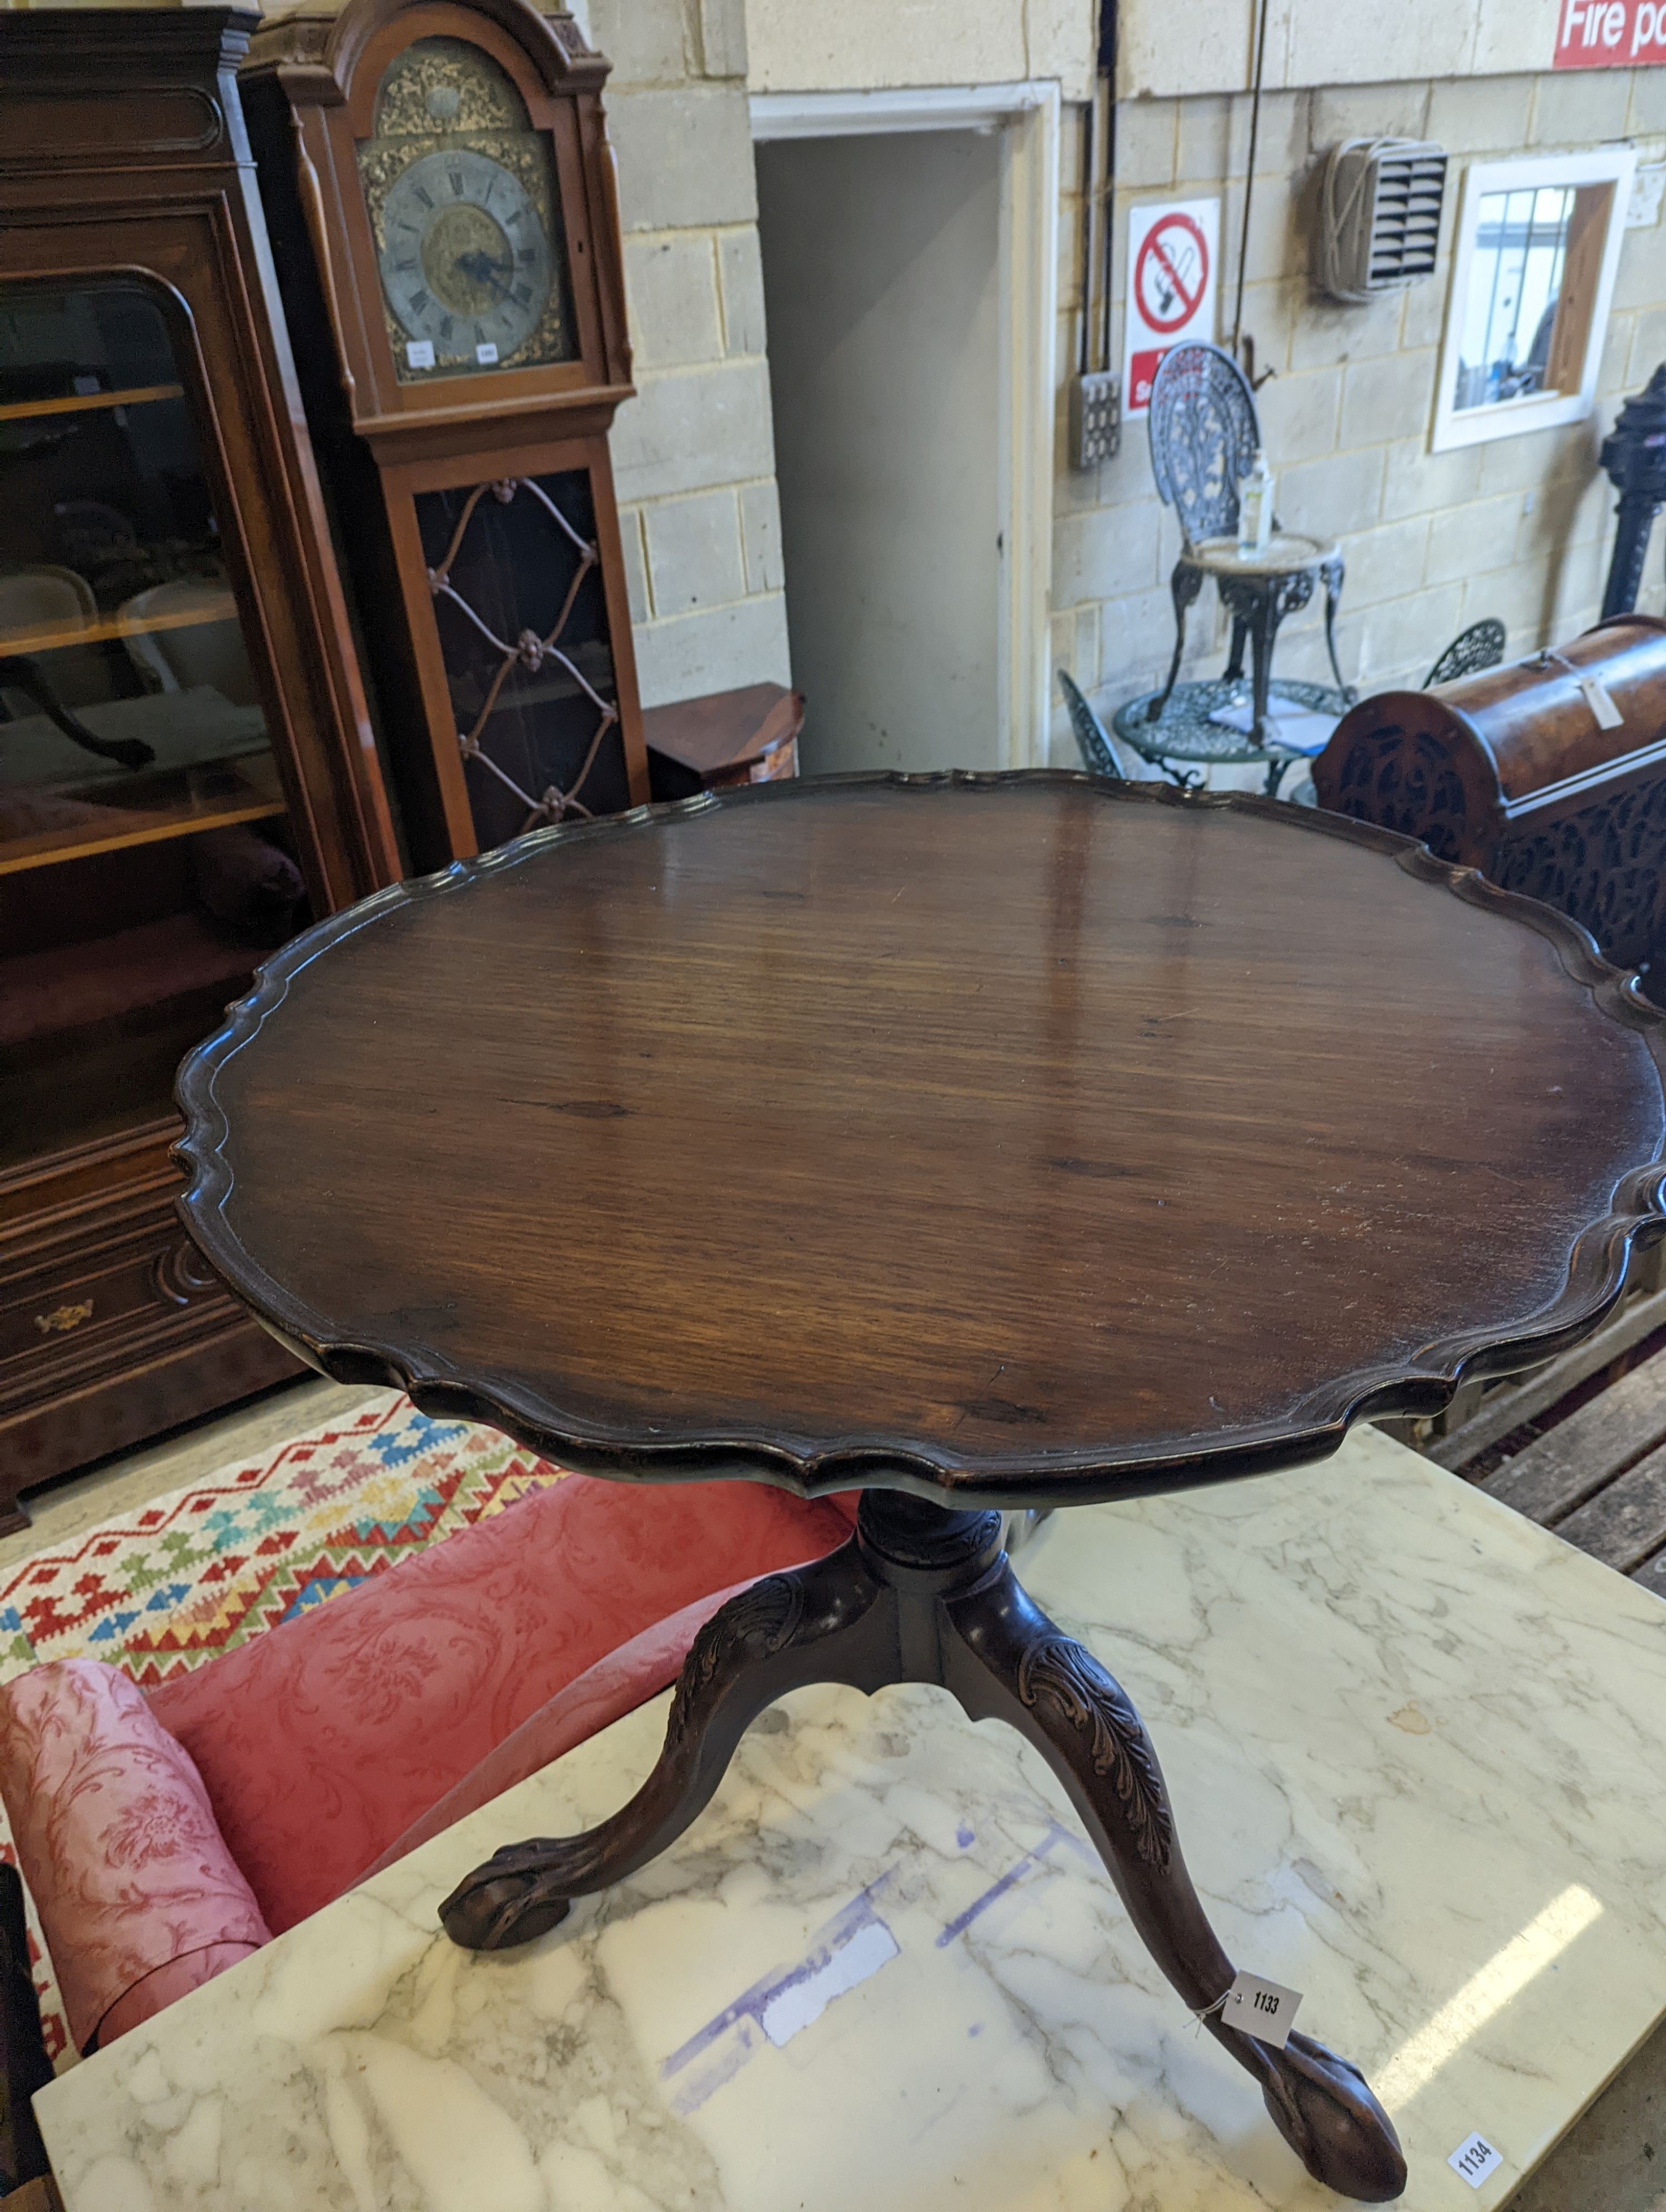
[644,682,803,802]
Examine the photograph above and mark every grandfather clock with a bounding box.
[241,0,648,869]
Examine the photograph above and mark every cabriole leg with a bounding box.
[1148,561,1204,723]
[440,1539,889,1950]
[1246,587,1279,752]
[441,1491,1407,2204]
[1322,555,1356,701]
[940,1560,1407,2204]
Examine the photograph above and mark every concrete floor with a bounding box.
[12,1381,1666,2208]
[1504,2022,1666,2211]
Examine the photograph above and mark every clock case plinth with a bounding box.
[240,0,648,872]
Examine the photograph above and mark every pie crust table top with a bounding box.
[175,773,1666,1506]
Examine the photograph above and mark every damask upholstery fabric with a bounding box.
[145,1474,854,1934]
[0,1477,859,2049]
[0,1661,268,2053]
[360,1577,758,1877]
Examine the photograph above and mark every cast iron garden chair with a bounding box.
[1423,619,1506,688]
[1056,668,1125,780]
[1144,342,1354,748]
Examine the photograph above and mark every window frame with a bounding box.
[1431,144,1636,454]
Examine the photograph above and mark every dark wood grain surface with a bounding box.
[175,774,1666,1506]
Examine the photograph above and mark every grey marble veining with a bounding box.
[37,1427,1666,2211]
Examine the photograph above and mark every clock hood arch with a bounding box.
[253,0,608,110]
[243,0,633,431]
[361,37,576,383]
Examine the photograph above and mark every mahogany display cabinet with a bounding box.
[0,9,400,1527]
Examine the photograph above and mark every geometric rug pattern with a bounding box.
[0,1388,570,2067]
[0,1389,568,1690]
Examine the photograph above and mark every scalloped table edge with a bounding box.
[172,772,1666,1509]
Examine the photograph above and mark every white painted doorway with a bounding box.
[751,88,1058,777]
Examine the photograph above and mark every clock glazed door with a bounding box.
[382,434,644,858]
[240,0,647,867]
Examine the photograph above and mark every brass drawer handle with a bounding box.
[33,1300,93,1336]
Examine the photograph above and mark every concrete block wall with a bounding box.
[1049,67,1666,769]
[744,0,1093,98]
[579,0,791,707]
[1120,0,1573,99]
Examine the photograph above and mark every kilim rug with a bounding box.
[0,1387,569,2065]
[0,1389,565,1688]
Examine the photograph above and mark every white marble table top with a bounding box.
[37,1427,1666,2212]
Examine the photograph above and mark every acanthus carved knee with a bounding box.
[666,1573,806,1747]
[1015,1633,1172,1870]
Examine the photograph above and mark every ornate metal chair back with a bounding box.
[1423,619,1506,690]
[1147,343,1262,551]
[1057,669,1124,779]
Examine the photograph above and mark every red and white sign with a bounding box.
[1555,0,1666,65]
[1123,198,1220,418]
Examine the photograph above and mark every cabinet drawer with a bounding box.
[0,1216,228,1387]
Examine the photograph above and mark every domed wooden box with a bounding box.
[1313,615,1666,976]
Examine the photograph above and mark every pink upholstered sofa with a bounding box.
[0,1466,856,2055]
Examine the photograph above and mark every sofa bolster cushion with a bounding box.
[0,1661,269,2054]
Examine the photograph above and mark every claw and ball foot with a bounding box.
[441,1550,885,1951]
[1221,2027,1406,2201]
[440,1847,573,1952]
[441,1492,1405,2202]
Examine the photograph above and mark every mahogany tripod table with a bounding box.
[175,773,1666,2204]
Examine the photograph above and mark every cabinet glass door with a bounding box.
[0,279,305,1169]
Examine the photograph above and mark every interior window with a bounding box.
[1454,185,1573,411]
[1432,148,1633,451]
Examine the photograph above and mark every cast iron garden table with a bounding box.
[175,773,1666,2206]
[1111,674,1347,796]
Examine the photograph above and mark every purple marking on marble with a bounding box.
[658,1824,1098,2114]
[935,1821,1077,1948]
[660,1870,900,2114]
[956,1824,975,1848]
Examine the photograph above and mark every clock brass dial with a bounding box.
[379,148,553,364]
[357,36,576,383]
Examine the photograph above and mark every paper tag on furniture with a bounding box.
[1579,676,1624,730]
[1448,2133,1504,2188]
[1220,1970,1302,2048]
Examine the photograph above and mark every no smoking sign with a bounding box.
[1136,212,1209,332]
[1123,197,1220,417]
